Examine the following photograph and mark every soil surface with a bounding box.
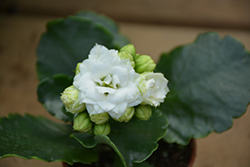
[146,140,195,167]
[64,140,195,167]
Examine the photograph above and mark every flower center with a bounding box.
[94,74,120,95]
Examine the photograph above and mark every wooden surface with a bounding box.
[0,14,250,167]
[1,0,250,29]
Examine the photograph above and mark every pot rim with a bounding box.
[188,139,197,167]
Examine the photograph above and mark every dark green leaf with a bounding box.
[37,75,74,122]
[71,132,97,148]
[75,11,129,48]
[111,149,153,167]
[36,12,129,81]
[156,32,250,145]
[133,162,153,167]
[71,109,168,167]
[0,114,98,165]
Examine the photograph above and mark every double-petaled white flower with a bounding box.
[138,72,169,107]
[73,44,142,119]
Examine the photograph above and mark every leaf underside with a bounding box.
[156,32,250,145]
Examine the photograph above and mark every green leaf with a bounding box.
[37,75,74,122]
[71,132,97,148]
[36,11,129,81]
[75,11,129,48]
[112,150,153,167]
[156,32,250,145]
[0,114,98,165]
[133,162,153,167]
[71,109,168,167]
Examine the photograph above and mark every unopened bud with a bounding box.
[90,112,109,124]
[135,55,156,73]
[75,62,81,75]
[118,52,135,68]
[112,107,135,122]
[73,112,93,132]
[135,105,152,120]
[61,85,85,114]
[94,123,111,136]
[120,44,136,60]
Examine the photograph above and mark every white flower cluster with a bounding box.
[73,44,142,119]
[61,44,169,135]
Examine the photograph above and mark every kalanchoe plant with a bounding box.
[61,43,169,135]
[0,11,250,167]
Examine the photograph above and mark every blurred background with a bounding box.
[0,0,250,167]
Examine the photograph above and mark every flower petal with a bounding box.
[112,74,120,89]
[89,44,109,60]
[97,101,116,111]
[104,74,112,85]
[109,102,128,119]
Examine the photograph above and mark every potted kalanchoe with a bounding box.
[0,11,250,167]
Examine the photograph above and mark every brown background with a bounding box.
[0,0,250,167]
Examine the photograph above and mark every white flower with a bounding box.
[138,72,169,107]
[73,44,142,119]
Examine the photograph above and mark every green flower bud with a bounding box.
[90,112,109,124]
[118,52,135,68]
[135,105,152,121]
[75,62,81,75]
[112,107,135,122]
[135,55,156,73]
[94,123,111,136]
[73,112,93,133]
[120,44,136,60]
[61,85,85,114]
